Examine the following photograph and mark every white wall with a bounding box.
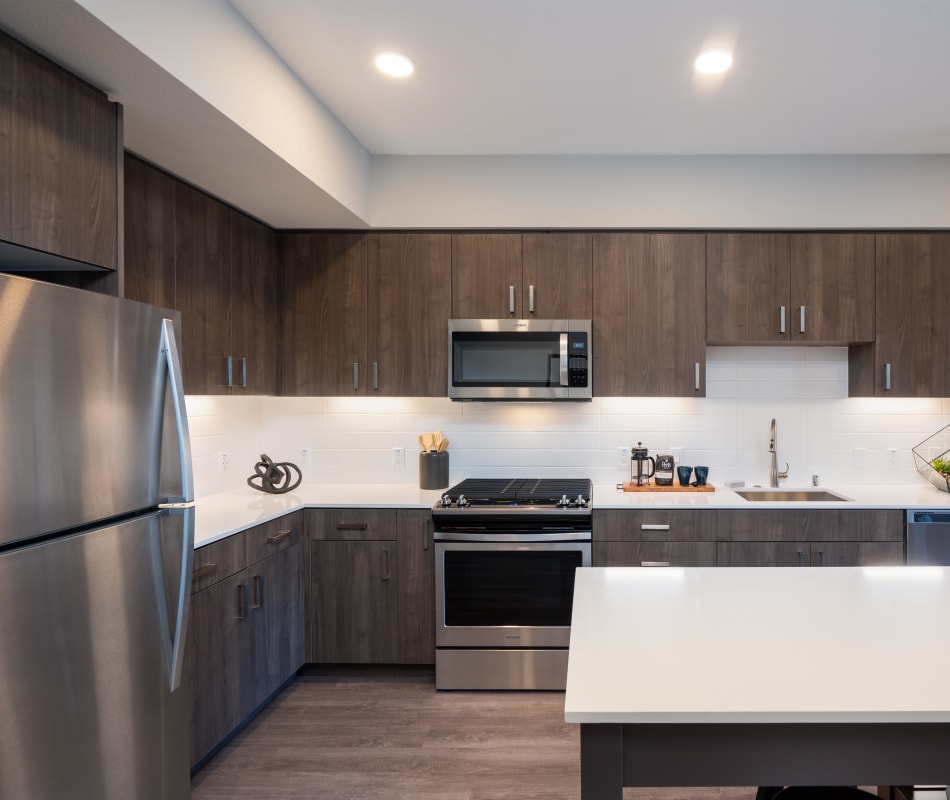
[370,155,950,229]
[186,347,950,498]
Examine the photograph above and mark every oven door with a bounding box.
[435,539,591,648]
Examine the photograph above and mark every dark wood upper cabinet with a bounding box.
[706,233,790,344]
[452,232,592,319]
[451,233,523,317]
[367,233,451,396]
[850,233,950,396]
[708,232,875,346]
[174,181,233,394]
[593,233,706,396]
[279,232,368,395]
[124,154,176,309]
[0,31,119,270]
[790,233,875,343]
[522,233,593,319]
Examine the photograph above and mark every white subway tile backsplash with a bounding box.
[183,350,950,497]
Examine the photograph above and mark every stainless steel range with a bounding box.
[432,478,592,690]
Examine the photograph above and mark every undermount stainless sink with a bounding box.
[734,488,852,502]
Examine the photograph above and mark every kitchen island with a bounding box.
[565,566,950,799]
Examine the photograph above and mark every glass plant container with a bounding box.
[913,424,950,493]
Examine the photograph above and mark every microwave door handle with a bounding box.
[559,333,568,386]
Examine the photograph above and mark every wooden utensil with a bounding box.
[437,437,449,453]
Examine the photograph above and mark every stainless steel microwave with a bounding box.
[448,319,592,401]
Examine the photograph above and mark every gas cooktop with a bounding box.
[434,478,592,511]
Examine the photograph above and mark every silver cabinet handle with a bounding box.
[372,362,379,390]
[885,363,892,391]
[559,333,569,386]
[797,550,805,568]
[817,550,825,567]
[641,524,670,531]
[694,362,701,391]
[641,561,671,567]
[267,529,292,544]
[192,563,217,581]
[240,356,247,387]
[799,306,806,334]
[509,285,515,314]
[780,306,786,334]
[382,548,390,582]
[529,284,535,314]
[225,355,233,387]
[353,362,359,390]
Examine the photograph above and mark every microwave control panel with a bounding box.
[568,333,589,387]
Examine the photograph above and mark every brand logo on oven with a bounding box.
[514,322,528,328]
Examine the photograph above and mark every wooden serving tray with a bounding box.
[620,482,716,493]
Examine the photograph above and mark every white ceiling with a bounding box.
[229,0,950,156]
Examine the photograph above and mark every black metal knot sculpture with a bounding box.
[247,453,302,494]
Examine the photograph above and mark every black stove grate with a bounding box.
[442,478,591,506]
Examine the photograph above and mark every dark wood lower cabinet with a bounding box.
[717,540,904,567]
[395,509,436,664]
[187,523,304,768]
[310,539,399,663]
[594,540,717,567]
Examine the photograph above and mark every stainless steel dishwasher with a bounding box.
[906,510,950,565]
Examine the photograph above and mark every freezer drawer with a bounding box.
[0,510,191,800]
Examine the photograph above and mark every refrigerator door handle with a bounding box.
[154,506,194,692]
[160,319,195,504]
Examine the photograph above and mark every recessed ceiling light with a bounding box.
[694,48,733,75]
[375,51,415,78]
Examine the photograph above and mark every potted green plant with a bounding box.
[931,457,950,478]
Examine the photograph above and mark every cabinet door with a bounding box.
[2,32,118,269]
[247,543,304,708]
[231,213,277,394]
[594,541,717,568]
[811,541,904,567]
[706,233,790,343]
[396,509,435,664]
[123,155,176,308]
[860,233,950,396]
[790,233,875,344]
[522,232,593,318]
[367,233,452,396]
[279,233,368,395]
[593,233,706,396]
[717,541,810,567]
[175,181,232,394]
[451,233,523,317]
[187,570,249,767]
[310,540,398,663]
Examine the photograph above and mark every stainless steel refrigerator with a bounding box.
[0,273,195,799]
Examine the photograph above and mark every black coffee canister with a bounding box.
[420,451,449,489]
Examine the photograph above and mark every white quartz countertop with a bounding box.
[592,482,950,510]
[192,484,446,548]
[191,480,950,548]
[565,565,950,724]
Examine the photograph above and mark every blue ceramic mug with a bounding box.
[677,466,693,486]
[694,465,709,486]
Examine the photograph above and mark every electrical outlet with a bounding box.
[887,447,898,468]
[393,447,406,469]
[217,452,229,474]
[618,447,631,466]
[300,447,311,467]
[671,447,683,465]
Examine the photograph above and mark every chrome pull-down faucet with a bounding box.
[769,418,790,488]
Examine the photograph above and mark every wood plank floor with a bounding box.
[190,668,758,800]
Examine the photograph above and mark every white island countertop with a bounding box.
[565,565,950,724]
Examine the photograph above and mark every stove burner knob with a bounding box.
[456,494,469,508]
[576,494,588,508]
[557,494,570,507]
[440,494,452,507]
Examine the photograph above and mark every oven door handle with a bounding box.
[433,531,591,543]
